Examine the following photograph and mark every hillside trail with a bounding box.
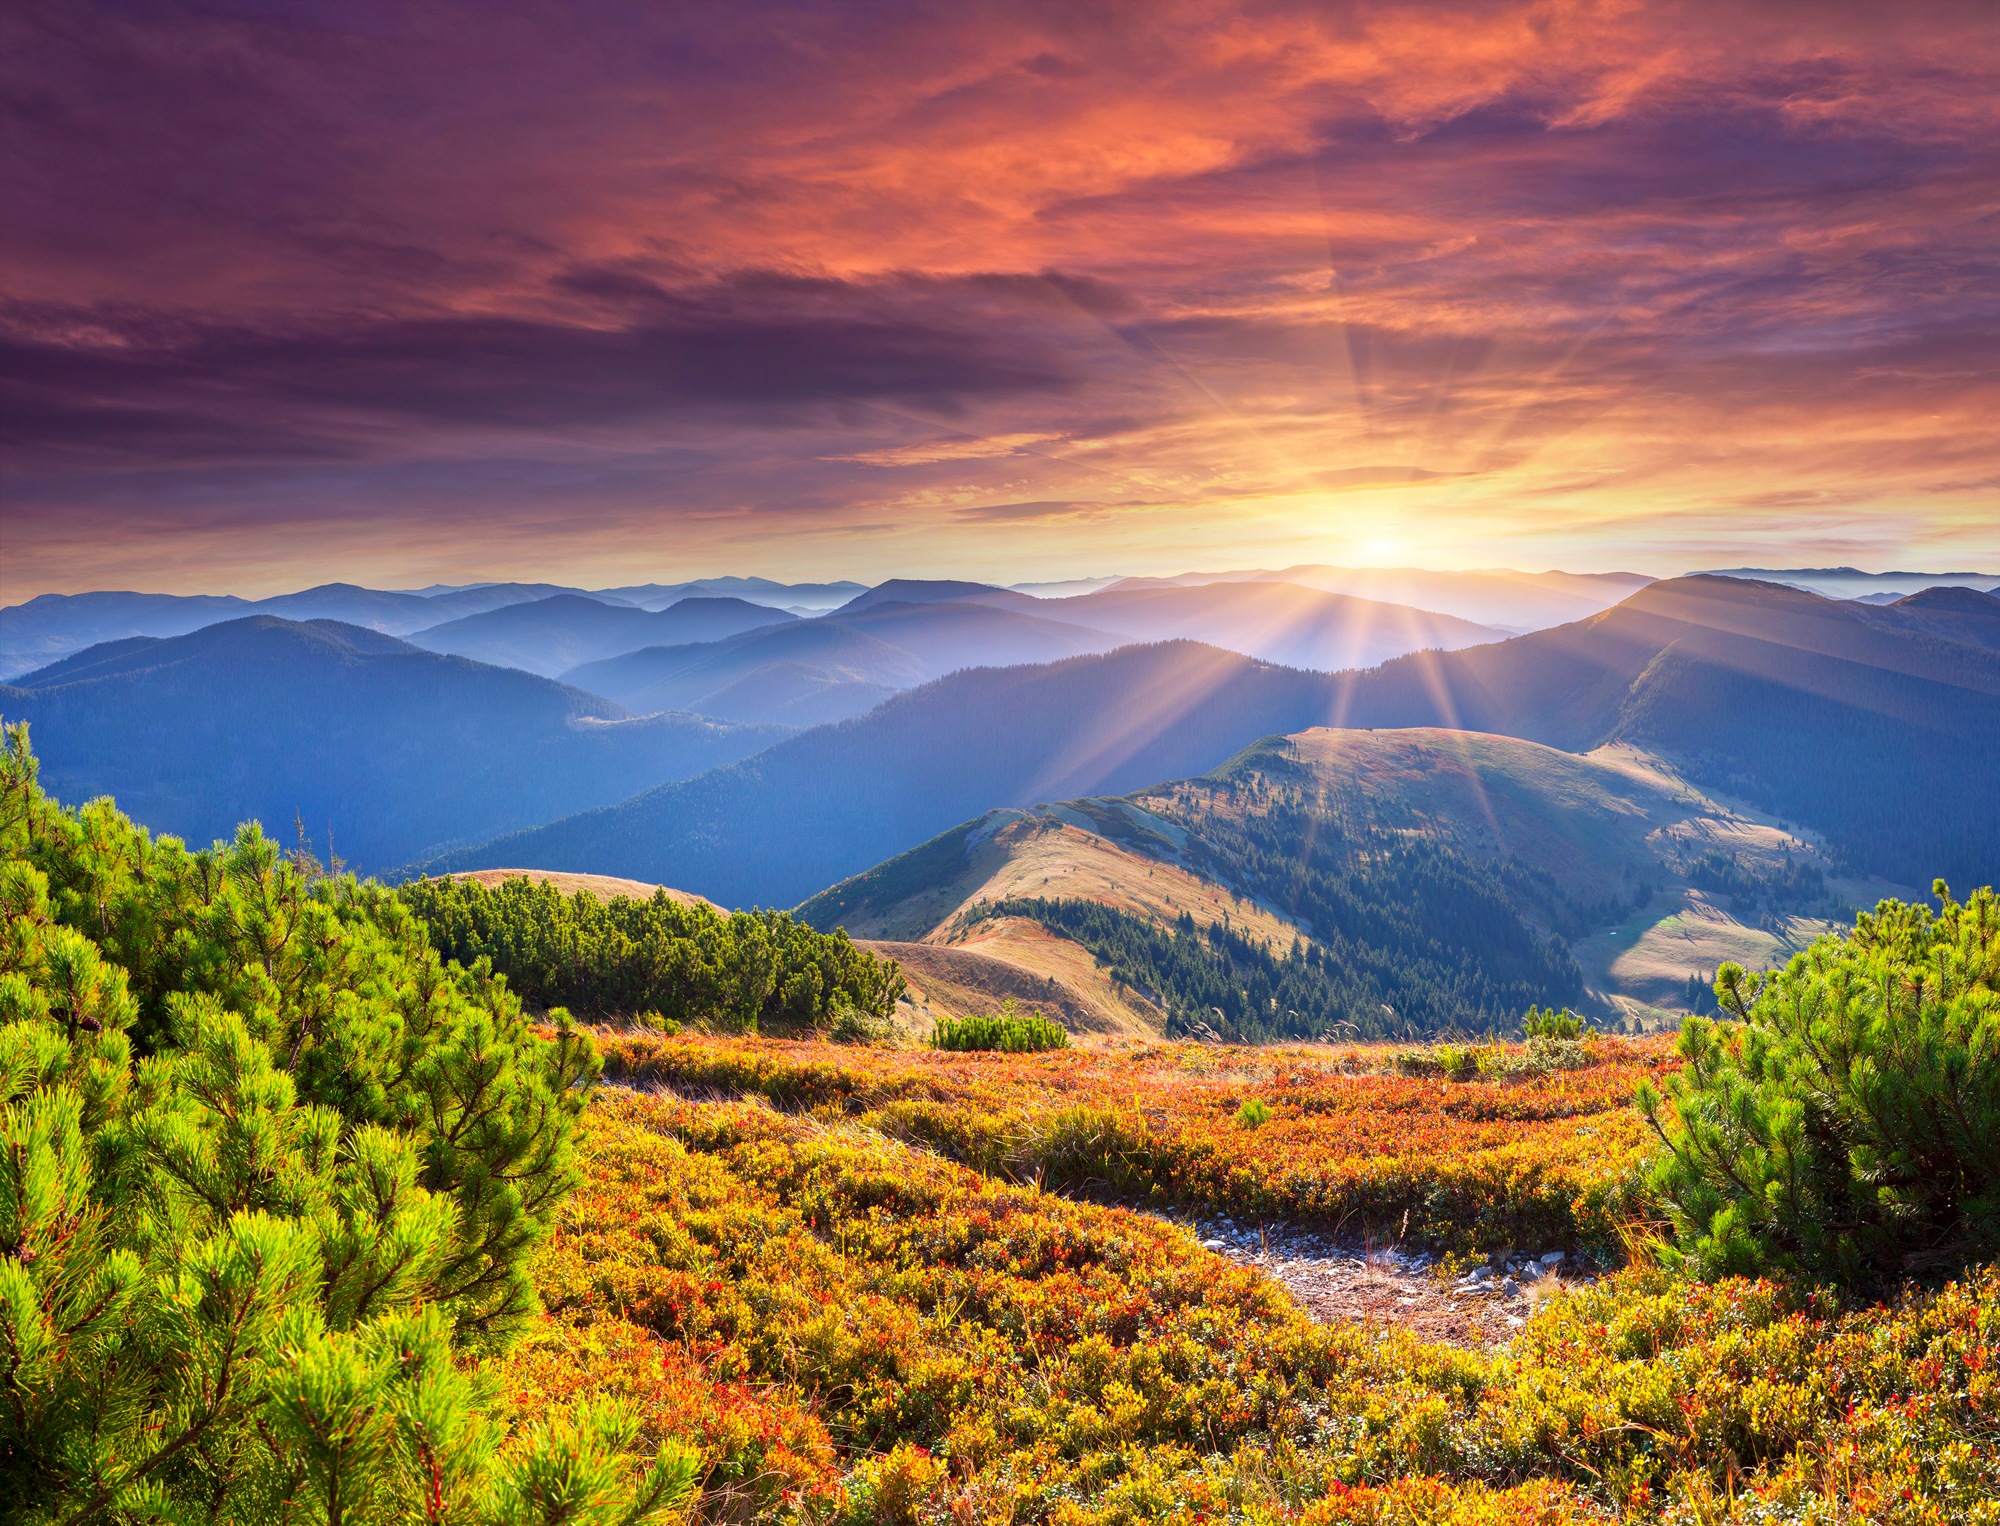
[1155,1210,1580,1348]
[608,1079,1572,1348]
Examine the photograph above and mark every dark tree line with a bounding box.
[974,893,1578,1043]
[1684,849,1837,920]
[401,874,904,1031]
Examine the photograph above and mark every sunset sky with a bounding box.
[4,0,1998,597]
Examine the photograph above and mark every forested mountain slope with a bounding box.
[1326,576,2000,886]
[418,641,1343,906]
[1,616,787,869]
[801,726,1860,1035]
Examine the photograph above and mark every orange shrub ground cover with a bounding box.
[492,1040,2000,1525]
[590,1032,1677,1259]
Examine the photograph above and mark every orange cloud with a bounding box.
[3,0,1998,596]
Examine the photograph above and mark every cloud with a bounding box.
[3,0,1999,591]
[831,432,1069,467]
[0,275,1082,468]
[953,498,1166,523]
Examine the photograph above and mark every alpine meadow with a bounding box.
[4,3,2000,1523]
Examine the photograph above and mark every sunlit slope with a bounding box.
[855,929,1165,1035]
[800,806,1302,946]
[1168,729,1880,1026]
[802,726,1876,1031]
[800,803,1307,1034]
[447,867,717,909]
[1327,574,2000,887]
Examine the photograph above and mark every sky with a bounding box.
[4,0,1998,598]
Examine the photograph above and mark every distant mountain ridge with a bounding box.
[1702,567,2000,600]
[2,616,788,870]
[564,621,931,726]
[1100,564,1655,631]
[407,594,795,677]
[1055,581,1501,670]
[559,580,1497,725]
[0,577,855,678]
[430,575,2000,904]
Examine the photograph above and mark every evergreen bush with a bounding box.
[1523,1004,1587,1040]
[930,1004,1070,1052]
[1639,882,2000,1289]
[0,723,692,1524]
[401,873,903,1033]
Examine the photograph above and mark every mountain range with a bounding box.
[0,578,849,679]
[557,579,1502,725]
[0,564,1609,684]
[421,577,2000,905]
[407,594,797,677]
[7,571,1996,1015]
[0,617,786,869]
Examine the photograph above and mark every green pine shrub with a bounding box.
[1523,1004,1587,1040]
[401,872,904,1033]
[1233,1097,1274,1129]
[0,722,693,1524]
[930,1003,1070,1052]
[1639,881,2000,1290]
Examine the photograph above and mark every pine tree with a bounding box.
[0,722,694,1525]
[1639,881,2000,1290]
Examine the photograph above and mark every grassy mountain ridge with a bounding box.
[800,725,1873,1034]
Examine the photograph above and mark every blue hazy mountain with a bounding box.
[407,594,796,677]
[3,616,788,870]
[432,577,2000,906]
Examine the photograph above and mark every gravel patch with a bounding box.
[1165,1212,1588,1347]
